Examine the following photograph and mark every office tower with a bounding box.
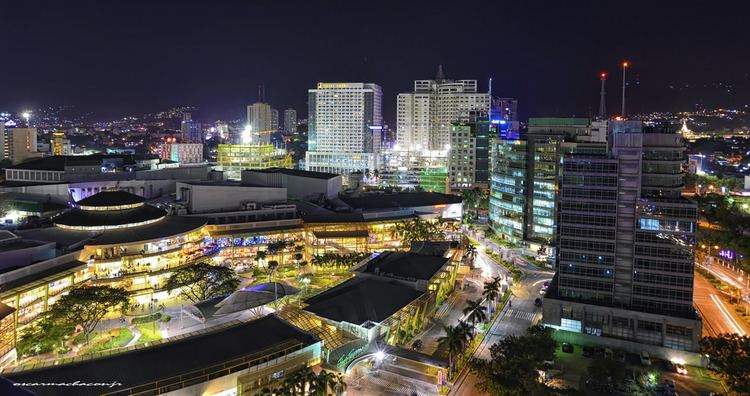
[283,109,297,134]
[51,131,71,155]
[271,108,279,132]
[2,127,43,164]
[305,82,382,176]
[180,113,202,143]
[448,112,493,191]
[489,118,605,254]
[397,67,490,152]
[543,120,701,355]
[246,102,273,144]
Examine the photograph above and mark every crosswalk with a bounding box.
[505,309,537,321]
[360,373,437,396]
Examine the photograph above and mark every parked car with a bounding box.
[561,342,574,353]
[640,351,652,366]
[534,297,542,307]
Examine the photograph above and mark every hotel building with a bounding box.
[305,82,382,176]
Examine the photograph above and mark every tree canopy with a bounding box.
[471,325,558,396]
[700,334,750,395]
[164,263,240,303]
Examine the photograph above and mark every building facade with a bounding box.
[160,142,204,164]
[180,113,202,144]
[306,82,382,176]
[2,127,43,164]
[216,143,292,179]
[448,115,492,191]
[397,71,490,152]
[489,118,605,254]
[246,102,274,145]
[542,120,702,358]
[284,108,297,134]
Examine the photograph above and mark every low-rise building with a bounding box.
[242,168,342,200]
[3,315,321,396]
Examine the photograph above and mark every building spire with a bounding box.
[436,64,445,81]
[598,72,608,120]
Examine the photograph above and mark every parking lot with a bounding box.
[544,342,726,395]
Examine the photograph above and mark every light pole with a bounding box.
[621,62,629,117]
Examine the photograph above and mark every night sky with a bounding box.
[3,0,749,122]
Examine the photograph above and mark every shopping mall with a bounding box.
[0,188,464,367]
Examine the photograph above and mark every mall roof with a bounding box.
[2,315,319,396]
[76,190,145,207]
[340,192,462,210]
[304,277,424,325]
[6,154,158,171]
[357,249,451,281]
[0,259,86,295]
[21,216,207,247]
[53,205,166,227]
[249,167,340,180]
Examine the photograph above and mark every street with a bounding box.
[449,233,553,396]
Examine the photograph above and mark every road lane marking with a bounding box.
[710,294,746,335]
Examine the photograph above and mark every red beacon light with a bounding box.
[600,72,607,79]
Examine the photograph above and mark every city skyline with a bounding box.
[3,1,749,122]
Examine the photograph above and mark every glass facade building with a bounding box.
[543,120,701,354]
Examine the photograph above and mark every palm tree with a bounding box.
[482,277,501,314]
[333,373,347,396]
[267,260,280,309]
[437,324,467,378]
[255,250,267,268]
[293,252,304,288]
[465,244,478,263]
[456,320,475,344]
[463,298,487,328]
[267,260,279,283]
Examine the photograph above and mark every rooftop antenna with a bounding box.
[436,64,445,82]
[598,72,607,119]
[621,61,629,117]
[488,77,493,119]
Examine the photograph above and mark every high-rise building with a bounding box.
[305,82,382,176]
[397,67,490,152]
[543,120,701,356]
[283,109,297,134]
[180,113,202,143]
[448,112,493,191]
[246,103,273,144]
[2,127,43,164]
[489,118,605,254]
[271,108,279,132]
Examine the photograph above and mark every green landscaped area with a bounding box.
[135,323,163,344]
[73,327,134,355]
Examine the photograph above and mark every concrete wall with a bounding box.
[177,182,286,214]
[241,170,342,200]
[0,241,57,272]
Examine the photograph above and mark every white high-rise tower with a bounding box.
[397,66,490,151]
[305,82,382,176]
